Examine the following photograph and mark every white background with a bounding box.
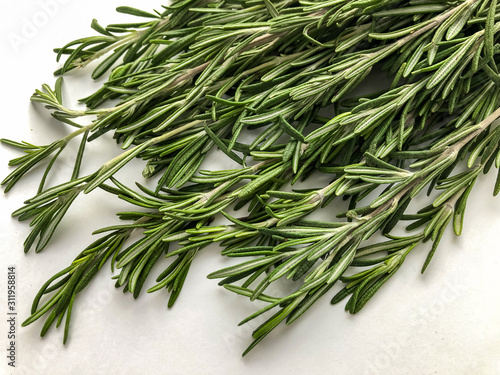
[1,1,500,374]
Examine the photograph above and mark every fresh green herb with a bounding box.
[3,0,500,356]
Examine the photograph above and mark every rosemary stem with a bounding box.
[455,105,500,147]
[61,123,95,144]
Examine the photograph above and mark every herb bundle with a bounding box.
[3,0,500,355]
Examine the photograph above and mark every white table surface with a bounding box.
[1,2,500,374]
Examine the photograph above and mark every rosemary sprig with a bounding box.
[4,0,500,356]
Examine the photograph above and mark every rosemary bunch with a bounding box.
[3,0,500,356]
